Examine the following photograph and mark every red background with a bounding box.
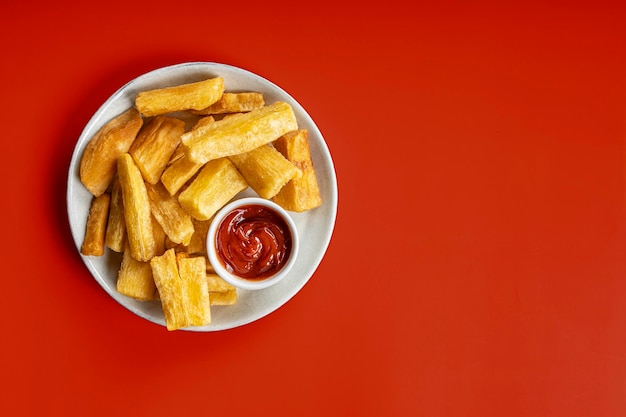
[2,1,626,416]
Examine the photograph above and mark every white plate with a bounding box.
[66,62,338,331]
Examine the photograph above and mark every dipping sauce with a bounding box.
[215,204,293,280]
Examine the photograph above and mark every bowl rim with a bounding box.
[206,196,300,291]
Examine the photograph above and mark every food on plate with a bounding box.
[180,101,298,164]
[78,75,325,330]
[160,117,215,195]
[209,288,238,306]
[135,77,225,117]
[229,144,301,199]
[117,153,156,261]
[272,129,323,212]
[178,158,248,221]
[191,92,264,115]
[187,218,210,255]
[117,244,157,301]
[160,154,204,196]
[129,115,185,185]
[146,182,194,246]
[81,193,111,256]
[79,108,143,197]
[104,177,126,252]
[178,256,212,326]
[150,249,211,330]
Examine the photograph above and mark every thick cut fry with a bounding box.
[104,177,125,252]
[146,182,194,246]
[177,256,211,326]
[152,214,167,257]
[192,115,216,130]
[166,117,216,168]
[206,274,236,293]
[160,155,204,196]
[160,117,216,196]
[117,244,157,301]
[210,289,238,306]
[178,158,248,221]
[81,193,110,256]
[150,249,187,330]
[117,153,156,261]
[272,130,322,212]
[129,116,185,184]
[181,101,298,164]
[187,219,211,254]
[228,144,301,199]
[80,108,143,196]
[150,249,212,330]
[135,77,225,117]
[191,92,264,115]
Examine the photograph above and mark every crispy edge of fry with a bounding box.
[117,242,157,301]
[206,274,236,293]
[209,289,238,306]
[146,182,195,246]
[165,116,215,167]
[178,256,211,326]
[187,218,211,255]
[180,101,299,164]
[228,144,301,199]
[81,193,111,256]
[117,153,156,261]
[79,108,143,197]
[178,158,248,221]
[190,92,264,115]
[272,129,323,212]
[160,117,216,196]
[152,214,167,257]
[150,248,188,331]
[129,116,185,184]
[160,155,204,196]
[104,177,126,252]
[135,77,225,117]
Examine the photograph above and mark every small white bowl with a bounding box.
[207,197,300,290]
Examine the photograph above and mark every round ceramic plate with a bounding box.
[66,62,338,331]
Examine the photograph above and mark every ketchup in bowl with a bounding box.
[215,204,293,280]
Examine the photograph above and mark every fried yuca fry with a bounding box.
[152,212,167,257]
[80,108,143,197]
[178,158,248,221]
[191,92,264,115]
[160,116,216,196]
[135,77,225,117]
[272,129,322,212]
[228,144,301,199]
[150,249,188,330]
[129,116,185,184]
[210,289,238,306]
[117,153,156,261]
[146,182,194,246]
[187,219,211,254]
[81,193,111,256]
[160,155,204,196]
[178,256,211,326]
[181,101,298,164]
[165,116,216,167]
[117,242,157,301]
[104,177,126,252]
[206,274,236,293]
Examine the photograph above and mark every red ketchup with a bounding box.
[215,204,292,280]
